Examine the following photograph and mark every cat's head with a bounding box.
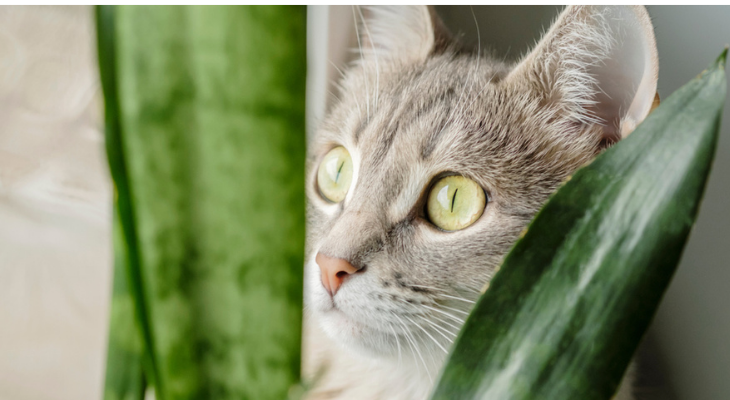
[305,5,658,371]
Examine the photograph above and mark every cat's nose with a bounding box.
[316,252,359,297]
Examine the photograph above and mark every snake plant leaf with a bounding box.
[102,209,147,400]
[98,6,307,400]
[431,50,727,400]
[98,6,154,399]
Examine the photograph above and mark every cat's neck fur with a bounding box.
[303,317,635,400]
[303,318,430,400]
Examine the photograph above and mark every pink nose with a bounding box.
[316,252,359,296]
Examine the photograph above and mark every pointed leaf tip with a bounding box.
[698,48,727,80]
[717,47,728,68]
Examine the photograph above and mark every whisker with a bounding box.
[406,284,477,304]
[387,322,403,368]
[427,312,463,332]
[440,8,482,138]
[408,284,447,292]
[329,60,347,80]
[329,60,362,116]
[352,6,370,121]
[388,297,465,343]
[405,315,449,355]
[439,304,470,316]
[393,313,432,383]
[463,75,495,113]
[358,6,380,113]
[438,294,476,304]
[471,6,481,63]
[392,313,420,375]
[417,315,456,343]
[421,304,466,324]
[326,89,342,104]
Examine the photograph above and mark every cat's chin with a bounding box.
[317,307,398,359]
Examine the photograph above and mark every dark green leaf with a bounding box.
[431,50,727,400]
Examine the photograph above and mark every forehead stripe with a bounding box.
[353,116,369,144]
[421,105,453,160]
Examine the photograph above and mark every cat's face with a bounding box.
[305,5,658,371]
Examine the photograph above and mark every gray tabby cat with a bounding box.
[303,5,658,400]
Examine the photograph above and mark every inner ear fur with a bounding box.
[357,6,451,65]
[507,5,659,143]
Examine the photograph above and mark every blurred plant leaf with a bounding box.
[98,6,307,400]
[431,50,727,400]
[102,208,147,400]
[98,5,156,399]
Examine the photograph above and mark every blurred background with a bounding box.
[0,5,728,400]
[0,6,110,400]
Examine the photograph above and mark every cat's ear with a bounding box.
[507,6,658,141]
[356,6,450,65]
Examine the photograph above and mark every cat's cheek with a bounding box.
[303,256,333,312]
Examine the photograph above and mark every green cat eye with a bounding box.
[317,146,353,203]
[427,175,486,231]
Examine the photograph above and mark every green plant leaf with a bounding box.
[98,6,307,400]
[431,50,727,400]
[98,5,156,399]
[103,208,147,400]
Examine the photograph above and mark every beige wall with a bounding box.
[0,6,111,400]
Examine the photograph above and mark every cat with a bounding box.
[303,5,658,400]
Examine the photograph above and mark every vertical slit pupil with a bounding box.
[335,160,345,184]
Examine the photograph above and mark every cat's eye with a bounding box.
[426,175,486,231]
[317,146,353,203]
